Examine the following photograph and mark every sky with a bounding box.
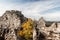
[0,0,60,21]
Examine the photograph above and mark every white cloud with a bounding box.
[21,1,60,20]
[0,0,60,21]
[42,11,60,21]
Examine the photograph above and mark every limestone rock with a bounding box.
[35,17,60,40]
[33,27,37,40]
[0,10,27,40]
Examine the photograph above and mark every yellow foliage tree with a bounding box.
[18,18,33,40]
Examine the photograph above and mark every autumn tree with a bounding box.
[18,18,33,40]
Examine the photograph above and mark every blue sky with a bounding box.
[0,0,60,21]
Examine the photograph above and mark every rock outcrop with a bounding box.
[0,10,27,40]
[0,10,60,40]
[33,17,60,40]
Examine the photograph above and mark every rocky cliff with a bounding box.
[33,17,60,40]
[0,10,60,40]
[0,10,27,40]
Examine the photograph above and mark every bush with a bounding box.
[18,18,33,40]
